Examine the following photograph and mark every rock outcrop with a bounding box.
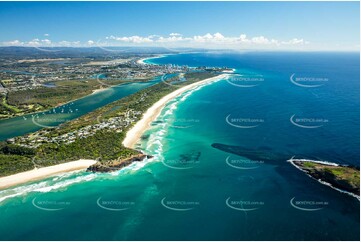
[86,154,153,173]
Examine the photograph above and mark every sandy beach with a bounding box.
[123,74,229,148]
[0,159,97,190]
[136,54,170,65]
[91,88,106,94]
[0,74,227,190]
[136,58,148,64]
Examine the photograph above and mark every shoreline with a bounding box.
[287,157,360,200]
[0,159,97,190]
[136,54,174,65]
[123,73,229,149]
[0,74,228,191]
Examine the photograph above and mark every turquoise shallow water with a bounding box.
[0,52,359,240]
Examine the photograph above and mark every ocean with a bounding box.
[0,52,359,240]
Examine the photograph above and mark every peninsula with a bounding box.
[288,157,360,198]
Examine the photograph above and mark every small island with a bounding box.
[288,157,360,198]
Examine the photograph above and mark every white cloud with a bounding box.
[41,39,51,45]
[52,40,81,47]
[28,39,41,46]
[44,33,49,37]
[2,40,24,46]
[251,36,269,44]
[108,35,153,43]
[170,33,182,37]
[281,38,308,45]
[0,33,312,50]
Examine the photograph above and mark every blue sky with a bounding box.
[0,1,359,51]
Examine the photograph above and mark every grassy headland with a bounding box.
[289,159,360,197]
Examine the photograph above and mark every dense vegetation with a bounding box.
[0,142,35,176]
[0,72,217,177]
[295,161,360,196]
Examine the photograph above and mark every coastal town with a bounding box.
[13,107,143,148]
[0,52,230,93]
[0,49,225,177]
[0,50,232,120]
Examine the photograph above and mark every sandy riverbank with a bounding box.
[0,159,97,190]
[122,74,229,148]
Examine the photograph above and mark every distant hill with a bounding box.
[0,46,206,59]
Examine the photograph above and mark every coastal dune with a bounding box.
[0,159,97,190]
[123,74,228,148]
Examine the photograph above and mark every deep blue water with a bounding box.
[146,52,360,166]
[0,52,359,241]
